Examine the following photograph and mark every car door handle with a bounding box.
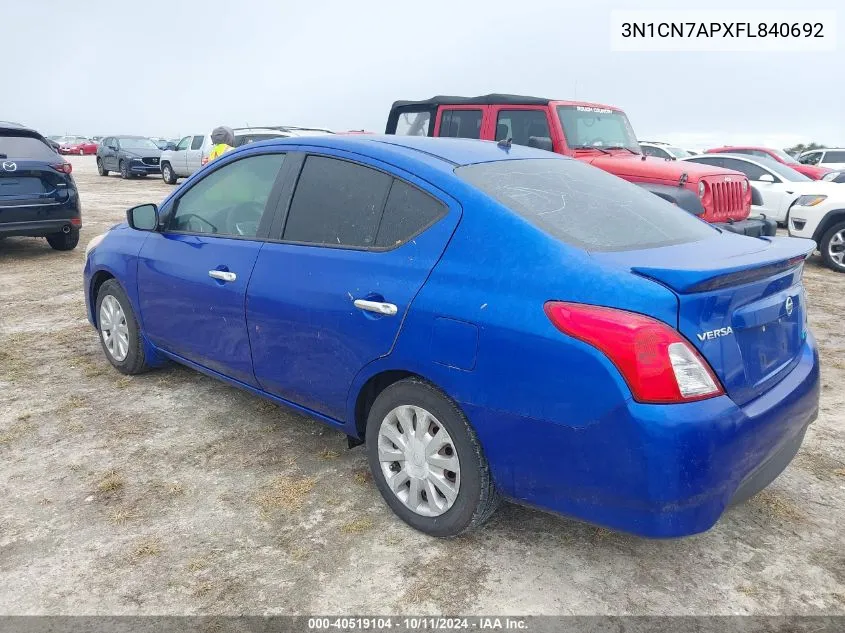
[208,270,237,282]
[353,299,398,316]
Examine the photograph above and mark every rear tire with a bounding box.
[46,229,79,251]
[161,162,177,185]
[96,279,151,375]
[820,220,845,273]
[119,160,131,179]
[365,378,499,537]
[97,158,109,176]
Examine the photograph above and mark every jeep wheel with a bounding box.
[46,228,80,251]
[97,158,109,176]
[161,162,177,185]
[820,220,845,273]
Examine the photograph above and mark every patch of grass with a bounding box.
[341,517,374,534]
[319,449,340,460]
[16,412,32,422]
[61,420,85,433]
[109,508,141,525]
[352,468,372,485]
[115,376,132,389]
[68,463,84,472]
[384,534,403,546]
[186,557,209,572]
[0,421,35,446]
[834,468,845,477]
[255,475,315,513]
[167,482,185,495]
[737,585,762,598]
[752,490,803,522]
[38,498,52,506]
[290,547,310,562]
[64,394,86,410]
[95,469,125,494]
[193,581,213,597]
[129,538,161,561]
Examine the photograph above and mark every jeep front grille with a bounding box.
[706,177,746,221]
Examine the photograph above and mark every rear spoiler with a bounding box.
[630,237,816,293]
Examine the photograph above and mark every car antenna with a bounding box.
[497,137,512,150]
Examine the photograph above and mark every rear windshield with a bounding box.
[0,134,58,160]
[456,158,716,252]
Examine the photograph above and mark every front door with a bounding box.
[186,134,206,175]
[247,151,460,420]
[171,136,191,176]
[136,151,287,385]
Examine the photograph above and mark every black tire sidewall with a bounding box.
[820,221,845,273]
[46,229,79,251]
[120,160,129,179]
[97,158,107,176]
[162,163,175,184]
[365,380,487,537]
[95,279,145,374]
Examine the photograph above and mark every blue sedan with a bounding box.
[83,135,819,538]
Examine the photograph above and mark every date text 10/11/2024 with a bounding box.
[307,617,529,630]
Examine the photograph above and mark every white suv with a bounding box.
[159,126,333,184]
[797,148,845,171]
[787,191,845,273]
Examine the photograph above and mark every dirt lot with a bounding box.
[1,156,843,615]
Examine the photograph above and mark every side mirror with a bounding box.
[758,174,775,183]
[126,203,159,231]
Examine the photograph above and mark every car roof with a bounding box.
[392,93,551,108]
[248,134,564,169]
[0,121,40,135]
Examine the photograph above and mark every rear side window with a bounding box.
[0,134,58,160]
[823,151,845,163]
[457,158,715,252]
[438,110,482,139]
[283,156,392,247]
[190,136,204,150]
[495,110,551,148]
[375,181,447,248]
[719,158,768,181]
[393,110,433,136]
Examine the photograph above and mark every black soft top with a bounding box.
[391,94,551,109]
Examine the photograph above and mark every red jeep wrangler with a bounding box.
[386,94,775,237]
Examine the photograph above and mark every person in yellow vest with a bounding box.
[207,125,235,163]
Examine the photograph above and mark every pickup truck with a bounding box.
[386,94,775,237]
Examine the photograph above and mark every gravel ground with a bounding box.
[1,156,843,615]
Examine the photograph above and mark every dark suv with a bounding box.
[0,122,81,250]
[96,136,162,179]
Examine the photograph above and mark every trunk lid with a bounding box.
[0,160,71,221]
[596,233,815,405]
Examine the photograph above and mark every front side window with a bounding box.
[495,110,551,147]
[283,156,392,248]
[438,110,483,139]
[457,158,715,252]
[190,135,205,150]
[557,106,641,153]
[176,136,190,151]
[169,153,285,238]
[641,145,670,159]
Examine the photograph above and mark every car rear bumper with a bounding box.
[467,332,819,538]
[0,198,81,237]
[0,218,81,237]
[716,216,778,237]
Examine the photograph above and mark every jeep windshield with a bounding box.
[557,106,641,154]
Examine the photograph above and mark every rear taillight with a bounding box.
[544,302,723,404]
[51,162,72,174]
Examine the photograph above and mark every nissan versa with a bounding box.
[82,135,820,538]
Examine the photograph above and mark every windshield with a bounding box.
[756,156,811,182]
[557,106,641,152]
[456,158,715,252]
[665,146,692,158]
[118,137,159,150]
[771,149,799,164]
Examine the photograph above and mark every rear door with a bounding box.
[247,151,460,420]
[0,132,72,223]
[136,151,287,385]
[186,135,206,174]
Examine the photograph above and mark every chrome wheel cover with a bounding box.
[99,295,130,362]
[377,405,461,517]
[829,229,845,267]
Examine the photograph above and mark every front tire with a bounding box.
[161,162,177,185]
[46,229,79,251]
[820,221,845,273]
[97,158,109,176]
[119,160,131,179]
[95,279,151,375]
[365,379,499,537]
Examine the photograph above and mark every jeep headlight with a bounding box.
[741,179,748,193]
[793,195,827,207]
[698,181,705,198]
[85,233,106,258]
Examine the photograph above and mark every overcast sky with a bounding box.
[2,0,842,149]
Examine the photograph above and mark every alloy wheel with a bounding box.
[829,229,845,267]
[377,405,461,517]
[99,295,130,362]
